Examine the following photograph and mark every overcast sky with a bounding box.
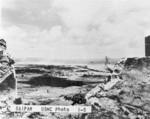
[1,0,149,61]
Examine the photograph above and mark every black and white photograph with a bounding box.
[1,0,150,118]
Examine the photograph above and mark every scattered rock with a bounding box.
[63,93,86,105]
[13,97,22,104]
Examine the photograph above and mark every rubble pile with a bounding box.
[0,39,16,118]
[2,57,150,118]
[0,91,17,119]
[84,57,150,118]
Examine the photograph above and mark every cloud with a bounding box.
[2,0,150,61]
[52,0,150,57]
[2,25,90,60]
[2,0,62,30]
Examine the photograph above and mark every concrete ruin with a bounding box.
[145,36,150,56]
